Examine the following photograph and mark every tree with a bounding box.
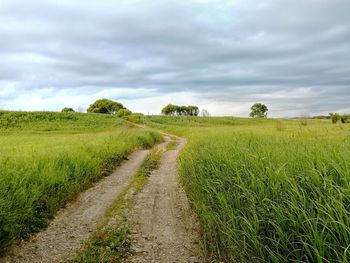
[161,104,200,116]
[176,106,188,116]
[61,107,75,113]
[187,106,199,116]
[87,99,125,114]
[161,104,178,115]
[340,115,350,124]
[116,108,132,118]
[249,103,268,118]
[329,113,340,124]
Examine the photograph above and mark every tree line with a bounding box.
[161,104,199,116]
[61,99,269,118]
[329,113,350,124]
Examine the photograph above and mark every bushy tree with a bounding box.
[161,104,178,115]
[329,113,341,124]
[87,99,125,114]
[116,108,132,118]
[340,115,350,124]
[161,104,199,116]
[249,103,268,118]
[187,106,199,116]
[61,107,75,113]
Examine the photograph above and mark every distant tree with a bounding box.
[249,103,268,118]
[61,107,75,113]
[161,104,178,115]
[176,106,188,116]
[329,113,341,124]
[116,108,132,118]
[162,104,200,116]
[200,109,211,117]
[340,114,350,124]
[187,106,199,116]
[87,98,125,114]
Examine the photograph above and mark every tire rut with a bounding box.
[128,136,204,263]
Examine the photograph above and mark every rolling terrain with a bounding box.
[1,112,350,263]
[143,116,350,262]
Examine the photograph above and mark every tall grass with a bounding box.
[144,116,350,262]
[0,111,162,253]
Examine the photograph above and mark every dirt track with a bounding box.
[1,133,203,263]
[1,150,150,263]
[128,137,203,263]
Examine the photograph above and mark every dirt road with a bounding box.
[1,150,150,263]
[128,137,204,263]
[1,133,203,263]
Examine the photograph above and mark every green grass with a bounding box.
[165,139,178,151]
[142,116,350,262]
[0,111,162,254]
[72,148,163,263]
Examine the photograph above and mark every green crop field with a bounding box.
[143,116,350,262]
[0,111,162,253]
[2,111,350,262]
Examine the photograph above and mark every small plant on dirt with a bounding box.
[71,226,131,263]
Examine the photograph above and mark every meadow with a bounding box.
[143,116,350,262]
[0,111,161,253]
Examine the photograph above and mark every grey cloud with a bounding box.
[0,0,349,116]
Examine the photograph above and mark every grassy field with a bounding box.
[143,116,350,262]
[0,111,162,253]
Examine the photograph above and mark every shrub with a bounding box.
[61,107,75,113]
[125,114,144,123]
[116,109,132,118]
[341,115,350,123]
[329,113,341,124]
[87,99,125,114]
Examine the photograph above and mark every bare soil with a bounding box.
[1,150,150,263]
[128,137,204,263]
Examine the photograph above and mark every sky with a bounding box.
[0,0,349,117]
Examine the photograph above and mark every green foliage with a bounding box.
[116,108,132,118]
[161,104,199,116]
[0,111,162,253]
[299,118,308,126]
[71,226,131,263]
[249,103,268,118]
[145,116,350,262]
[329,113,341,124]
[275,120,285,131]
[125,113,143,123]
[340,114,350,124]
[329,113,350,124]
[61,107,75,113]
[161,104,178,115]
[0,111,124,133]
[87,99,125,114]
[166,139,178,150]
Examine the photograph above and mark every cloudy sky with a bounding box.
[0,0,349,117]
